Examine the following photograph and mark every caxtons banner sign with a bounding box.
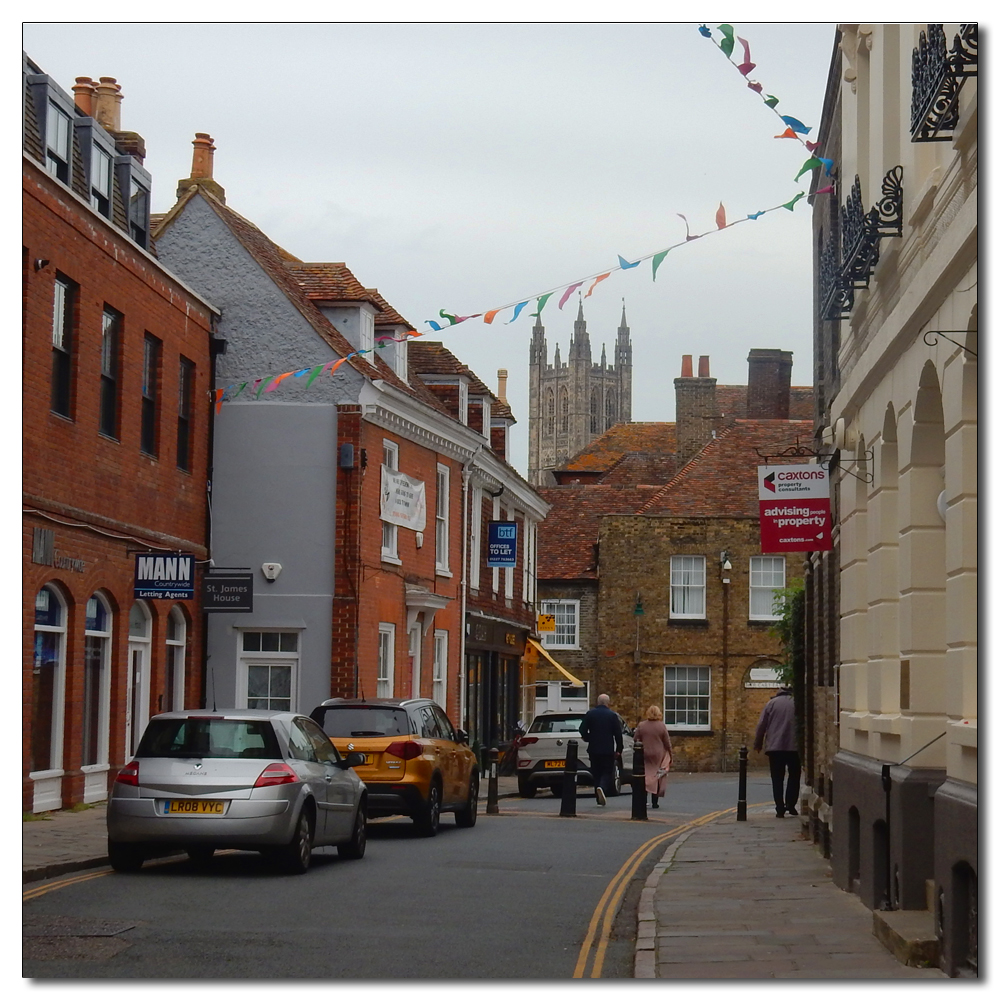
[758,464,832,552]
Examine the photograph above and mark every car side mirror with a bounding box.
[342,751,365,769]
[455,729,469,745]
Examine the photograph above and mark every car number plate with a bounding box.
[163,800,225,815]
[361,754,374,765]
[543,760,564,769]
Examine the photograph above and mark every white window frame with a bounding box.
[32,584,68,788]
[522,518,532,604]
[749,555,786,620]
[663,665,711,731]
[670,555,707,619]
[540,599,580,650]
[377,623,396,698]
[238,629,300,713]
[480,398,492,438]
[458,380,469,424]
[381,439,400,563]
[360,308,375,353]
[82,592,112,776]
[433,630,448,709]
[435,463,450,575]
[165,605,187,712]
[90,144,113,216]
[470,486,482,591]
[126,600,153,758]
[504,512,517,600]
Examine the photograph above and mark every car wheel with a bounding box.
[415,781,441,837]
[517,776,536,798]
[186,846,215,865]
[338,801,367,860]
[611,763,623,796]
[275,808,313,874]
[107,839,144,873]
[454,774,479,828]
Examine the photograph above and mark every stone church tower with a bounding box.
[528,299,632,485]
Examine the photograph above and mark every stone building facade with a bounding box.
[810,23,977,977]
[527,301,632,485]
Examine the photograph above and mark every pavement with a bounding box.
[23,778,946,979]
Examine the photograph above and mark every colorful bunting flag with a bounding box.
[736,37,755,76]
[794,157,821,181]
[558,282,584,309]
[764,95,779,108]
[716,203,727,229]
[717,23,735,58]
[774,127,798,139]
[483,308,502,324]
[780,115,811,135]
[782,192,805,211]
[651,249,670,281]
[508,301,529,324]
[815,185,835,195]
[585,273,611,297]
[530,292,553,317]
[618,255,640,269]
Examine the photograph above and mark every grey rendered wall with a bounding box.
[155,192,356,711]
[206,401,336,713]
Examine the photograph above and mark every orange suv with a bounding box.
[310,698,479,837]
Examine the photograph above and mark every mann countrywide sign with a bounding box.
[757,464,832,552]
[134,552,195,600]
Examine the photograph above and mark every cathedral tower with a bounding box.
[527,299,633,485]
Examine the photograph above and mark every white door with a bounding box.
[125,643,151,757]
[409,625,422,699]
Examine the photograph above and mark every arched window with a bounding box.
[560,388,569,434]
[165,606,187,712]
[127,601,153,755]
[33,585,67,776]
[590,389,600,433]
[605,390,617,431]
[545,389,555,435]
[82,593,112,768]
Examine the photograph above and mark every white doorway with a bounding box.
[408,625,422,699]
[126,602,152,757]
[534,680,590,716]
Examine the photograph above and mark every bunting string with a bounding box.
[698,23,836,189]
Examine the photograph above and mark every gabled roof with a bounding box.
[636,419,815,518]
[559,422,678,474]
[408,342,498,401]
[536,485,660,580]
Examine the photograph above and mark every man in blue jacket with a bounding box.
[753,687,800,818]
[580,693,624,805]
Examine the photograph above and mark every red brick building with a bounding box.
[537,351,814,770]
[23,56,217,811]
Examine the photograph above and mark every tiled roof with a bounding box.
[560,423,678,473]
[789,387,814,421]
[537,485,660,579]
[597,451,678,485]
[285,262,381,307]
[366,288,414,329]
[715,384,814,421]
[636,420,815,517]
[408,341,468,377]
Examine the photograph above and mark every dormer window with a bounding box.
[459,380,468,424]
[128,175,150,247]
[481,398,491,435]
[90,145,113,217]
[45,101,71,183]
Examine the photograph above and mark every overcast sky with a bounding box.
[24,19,838,475]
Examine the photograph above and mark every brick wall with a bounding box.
[23,160,214,811]
[746,349,793,419]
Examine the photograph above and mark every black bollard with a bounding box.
[737,745,748,821]
[631,739,647,820]
[486,747,499,815]
[560,739,578,817]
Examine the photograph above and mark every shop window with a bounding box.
[82,593,112,767]
[32,585,67,773]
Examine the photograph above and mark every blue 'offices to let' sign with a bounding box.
[487,521,518,568]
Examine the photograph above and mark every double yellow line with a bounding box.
[573,806,735,979]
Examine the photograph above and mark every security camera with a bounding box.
[261,562,282,582]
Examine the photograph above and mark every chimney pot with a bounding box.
[191,133,217,179]
[497,369,508,404]
[681,355,693,378]
[93,77,122,131]
[698,355,710,377]
[72,77,96,117]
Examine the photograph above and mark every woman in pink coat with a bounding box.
[634,706,673,808]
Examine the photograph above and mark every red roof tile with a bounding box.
[560,423,678,473]
[285,262,381,307]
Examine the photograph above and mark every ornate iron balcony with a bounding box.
[820,232,852,322]
[911,23,978,142]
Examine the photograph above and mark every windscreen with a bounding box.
[136,718,281,759]
[528,715,584,734]
[312,705,413,738]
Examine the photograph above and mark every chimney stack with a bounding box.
[72,77,96,116]
[176,133,226,203]
[92,77,122,131]
[746,349,793,419]
[496,369,508,404]
[675,354,719,466]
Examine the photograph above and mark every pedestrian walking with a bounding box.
[753,686,801,817]
[579,693,623,805]
[634,705,672,809]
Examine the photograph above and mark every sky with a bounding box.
[22,18,838,476]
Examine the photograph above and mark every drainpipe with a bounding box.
[459,445,483,731]
[720,552,732,772]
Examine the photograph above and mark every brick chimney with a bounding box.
[746,349,793,419]
[496,369,508,404]
[92,77,122,131]
[176,132,226,203]
[675,354,719,466]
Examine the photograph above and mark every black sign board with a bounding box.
[134,553,195,600]
[203,572,254,612]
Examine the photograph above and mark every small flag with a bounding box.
[585,273,611,298]
[780,115,812,135]
[508,301,529,324]
[747,210,765,220]
[530,292,553,317]
[698,24,712,37]
[717,23,735,58]
[618,255,640,269]
[794,157,821,181]
[774,127,798,139]
[764,95,779,108]
[782,192,805,211]
[716,203,727,229]
[558,282,584,309]
[651,249,670,281]
[483,308,502,324]
[747,81,763,94]
[736,37,755,76]
[425,320,443,331]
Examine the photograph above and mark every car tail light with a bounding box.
[519,736,538,745]
[254,762,299,787]
[115,761,140,786]
[385,740,423,761]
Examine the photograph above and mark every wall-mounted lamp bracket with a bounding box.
[922,330,977,356]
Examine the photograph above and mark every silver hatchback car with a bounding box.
[106,710,367,874]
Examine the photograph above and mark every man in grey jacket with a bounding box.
[753,687,800,818]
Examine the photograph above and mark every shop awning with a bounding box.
[526,638,586,687]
